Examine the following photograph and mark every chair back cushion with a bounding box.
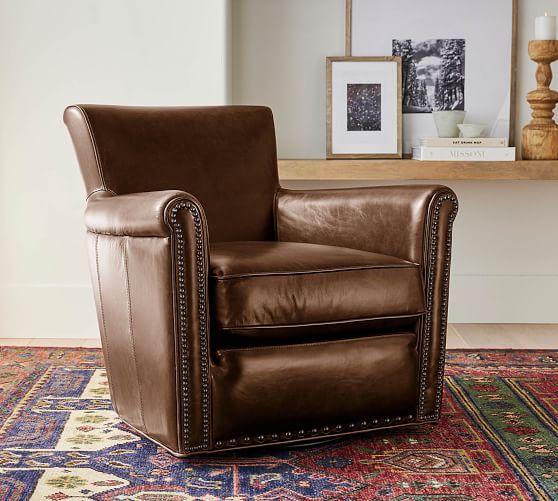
[64,105,279,242]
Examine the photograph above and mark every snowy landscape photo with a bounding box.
[346,83,382,131]
[350,0,514,153]
[392,39,465,114]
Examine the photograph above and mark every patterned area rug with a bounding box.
[0,348,557,500]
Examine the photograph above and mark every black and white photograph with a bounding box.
[346,83,382,131]
[349,0,516,153]
[392,39,465,114]
[327,56,401,158]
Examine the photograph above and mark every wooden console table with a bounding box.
[278,159,558,181]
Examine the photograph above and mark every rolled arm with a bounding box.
[85,189,211,455]
[85,189,189,236]
[276,184,457,265]
[276,184,458,422]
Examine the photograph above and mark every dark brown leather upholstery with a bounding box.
[211,333,418,442]
[65,105,278,242]
[210,241,424,340]
[64,104,458,457]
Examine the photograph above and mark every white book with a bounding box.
[412,146,516,162]
[420,137,508,148]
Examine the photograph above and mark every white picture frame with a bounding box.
[347,0,517,155]
[327,56,402,159]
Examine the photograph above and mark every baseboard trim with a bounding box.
[449,274,558,323]
[0,285,99,338]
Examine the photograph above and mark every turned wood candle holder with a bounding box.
[522,40,558,160]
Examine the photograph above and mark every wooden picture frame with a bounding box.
[327,56,403,159]
[345,0,518,153]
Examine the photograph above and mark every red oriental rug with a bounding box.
[0,347,557,500]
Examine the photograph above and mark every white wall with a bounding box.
[1,1,556,339]
[0,0,230,338]
[232,0,558,323]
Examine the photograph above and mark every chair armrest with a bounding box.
[85,189,212,455]
[85,189,189,237]
[276,185,458,266]
[276,184,458,422]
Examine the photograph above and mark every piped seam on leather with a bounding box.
[87,231,170,238]
[273,189,280,240]
[417,191,458,421]
[74,105,110,196]
[217,312,425,331]
[214,331,415,355]
[94,234,118,415]
[122,237,147,433]
[86,187,117,202]
[167,199,211,453]
[119,417,189,459]
[418,192,446,420]
[167,205,183,454]
[210,262,420,280]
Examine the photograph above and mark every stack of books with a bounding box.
[412,138,515,161]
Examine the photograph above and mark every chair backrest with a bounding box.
[64,105,279,242]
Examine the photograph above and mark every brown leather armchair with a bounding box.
[64,105,458,457]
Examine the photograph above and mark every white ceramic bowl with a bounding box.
[432,111,466,138]
[457,123,485,138]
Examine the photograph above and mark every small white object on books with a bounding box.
[412,146,516,161]
[457,123,485,138]
[432,110,466,138]
[420,137,508,148]
[535,12,556,40]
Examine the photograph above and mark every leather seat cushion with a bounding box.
[209,241,425,340]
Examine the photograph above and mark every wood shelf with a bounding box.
[278,159,558,181]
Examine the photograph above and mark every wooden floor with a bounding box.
[0,324,557,349]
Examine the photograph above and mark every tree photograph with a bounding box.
[392,38,465,114]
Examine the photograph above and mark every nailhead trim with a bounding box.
[170,200,210,452]
[215,414,416,449]
[418,193,458,421]
[217,193,454,444]
[170,193,456,452]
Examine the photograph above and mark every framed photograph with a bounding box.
[346,0,517,154]
[327,56,402,159]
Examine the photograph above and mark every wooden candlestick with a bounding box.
[522,40,558,160]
